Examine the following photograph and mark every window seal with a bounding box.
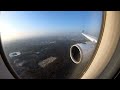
[0,34,20,79]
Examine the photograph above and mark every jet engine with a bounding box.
[70,42,96,64]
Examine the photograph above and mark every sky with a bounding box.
[0,11,103,41]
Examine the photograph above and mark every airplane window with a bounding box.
[0,11,103,79]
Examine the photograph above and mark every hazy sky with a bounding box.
[0,11,103,41]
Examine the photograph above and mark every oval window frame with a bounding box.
[0,11,105,79]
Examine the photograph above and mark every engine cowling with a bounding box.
[70,42,96,64]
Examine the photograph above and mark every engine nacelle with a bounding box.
[70,42,95,64]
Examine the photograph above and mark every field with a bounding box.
[2,33,90,79]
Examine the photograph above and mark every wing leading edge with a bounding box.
[82,33,97,43]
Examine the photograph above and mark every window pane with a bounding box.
[0,11,103,79]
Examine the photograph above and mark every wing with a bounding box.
[82,33,97,43]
